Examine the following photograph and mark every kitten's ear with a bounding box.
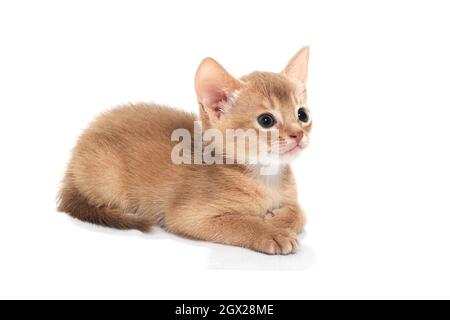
[283,46,310,85]
[195,58,241,120]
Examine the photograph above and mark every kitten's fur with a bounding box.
[58,47,311,255]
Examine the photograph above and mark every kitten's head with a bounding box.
[195,47,311,164]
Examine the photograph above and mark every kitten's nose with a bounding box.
[289,131,304,144]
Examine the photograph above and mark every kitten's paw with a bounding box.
[265,207,306,234]
[254,228,299,255]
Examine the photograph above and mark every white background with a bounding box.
[1,0,449,299]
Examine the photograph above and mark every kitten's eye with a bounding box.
[257,113,276,128]
[298,107,309,123]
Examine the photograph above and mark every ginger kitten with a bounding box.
[58,47,312,255]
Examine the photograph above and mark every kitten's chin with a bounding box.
[279,145,303,163]
[277,138,309,163]
[256,147,302,167]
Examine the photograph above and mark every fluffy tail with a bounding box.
[57,183,152,232]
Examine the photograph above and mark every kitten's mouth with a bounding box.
[282,144,301,155]
[278,140,308,158]
[282,144,301,154]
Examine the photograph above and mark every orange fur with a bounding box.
[58,47,312,255]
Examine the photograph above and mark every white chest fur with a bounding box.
[256,170,284,212]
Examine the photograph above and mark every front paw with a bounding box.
[265,206,306,234]
[252,228,299,255]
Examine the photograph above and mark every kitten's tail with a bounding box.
[57,183,152,232]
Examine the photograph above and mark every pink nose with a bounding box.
[289,131,303,144]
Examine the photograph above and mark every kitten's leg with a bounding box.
[164,211,299,255]
[265,205,306,234]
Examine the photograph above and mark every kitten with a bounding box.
[58,47,311,255]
